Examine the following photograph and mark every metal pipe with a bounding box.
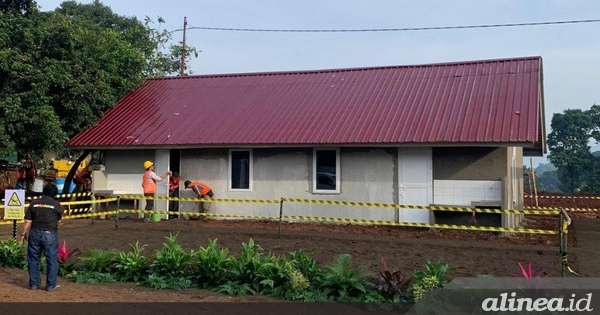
[559,209,571,277]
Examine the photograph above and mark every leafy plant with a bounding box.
[149,233,194,289]
[215,281,256,296]
[0,238,26,268]
[268,249,325,301]
[409,260,452,301]
[254,252,288,296]
[58,240,81,277]
[145,274,193,291]
[229,239,278,293]
[371,257,411,302]
[192,239,234,288]
[58,240,79,264]
[81,249,118,273]
[287,249,321,282]
[319,254,370,301]
[285,261,309,290]
[514,262,547,278]
[114,241,149,283]
[73,270,117,284]
[513,262,551,290]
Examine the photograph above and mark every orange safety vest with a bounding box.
[190,181,211,195]
[142,170,157,194]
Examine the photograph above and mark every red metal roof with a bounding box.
[67,56,545,154]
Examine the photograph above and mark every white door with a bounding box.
[398,148,432,223]
[154,149,170,216]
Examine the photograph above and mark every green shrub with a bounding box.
[222,239,290,295]
[215,281,256,296]
[287,249,321,282]
[263,249,327,301]
[409,259,452,301]
[0,238,26,268]
[71,249,118,283]
[114,241,149,283]
[319,254,370,301]
[81,249,118,273]
[148,233,194,290]
[73,270,117,284]
[193,239,234,288]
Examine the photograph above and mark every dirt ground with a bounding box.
[1,209,598,302]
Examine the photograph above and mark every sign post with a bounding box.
[3,189,25,240]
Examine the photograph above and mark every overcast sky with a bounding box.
[35,0,600,166]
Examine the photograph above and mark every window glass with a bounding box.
[231,150,250,190]
[316,149,337,191]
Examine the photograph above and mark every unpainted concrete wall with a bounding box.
[98,146,523,227]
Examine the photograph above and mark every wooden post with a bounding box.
[529,158,539,208]
[278,198,284,238]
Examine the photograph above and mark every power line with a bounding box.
[169,18,600,33]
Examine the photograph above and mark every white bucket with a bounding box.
[32,178,44,193]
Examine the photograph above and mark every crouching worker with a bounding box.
[184,180,214,220]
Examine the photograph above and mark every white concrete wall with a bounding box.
[433,180,501,206]
[176,148,397,221]
[98,146,519,226]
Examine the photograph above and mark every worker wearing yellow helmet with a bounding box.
[141,160,172,222]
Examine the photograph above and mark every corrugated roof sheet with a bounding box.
[67,56,545,153]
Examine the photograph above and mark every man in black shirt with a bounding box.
[21,183,63,291]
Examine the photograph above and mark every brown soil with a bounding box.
[1,213,598,302]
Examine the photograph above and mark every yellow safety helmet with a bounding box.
[143,160,154,169]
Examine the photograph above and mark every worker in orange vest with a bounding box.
[141,160,171,221]
[184,180,214,220]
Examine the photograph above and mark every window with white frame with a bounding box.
[229,149,252,191]
[313,148,340,193]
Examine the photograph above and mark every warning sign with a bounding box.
[8,192,22,206]
[4,189,25,220]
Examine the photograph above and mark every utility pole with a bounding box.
[180,16,187,76]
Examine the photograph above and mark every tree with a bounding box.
[0,0,35,15]
[547,109,593,193]
[55,1,198,77]
[537,170,560,192]
[0,1,198,159]
[0,10,67,158]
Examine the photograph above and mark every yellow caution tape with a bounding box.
[280,215,556,234]
[119,195,279,204]
[283,198,559,215]
[525,194,600,200]
[524,206,600,213]
[568,266,580,276]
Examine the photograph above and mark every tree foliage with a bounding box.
[547,107,600,193]
[0,0,35,15]
[0,0,197,158]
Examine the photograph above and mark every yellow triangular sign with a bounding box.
[8,192,22,206]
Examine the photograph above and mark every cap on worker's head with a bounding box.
[43,183,58,197]
[184,180,191,188]
[143,160,153,169]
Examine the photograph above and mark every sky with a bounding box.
[35,0,600,166]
